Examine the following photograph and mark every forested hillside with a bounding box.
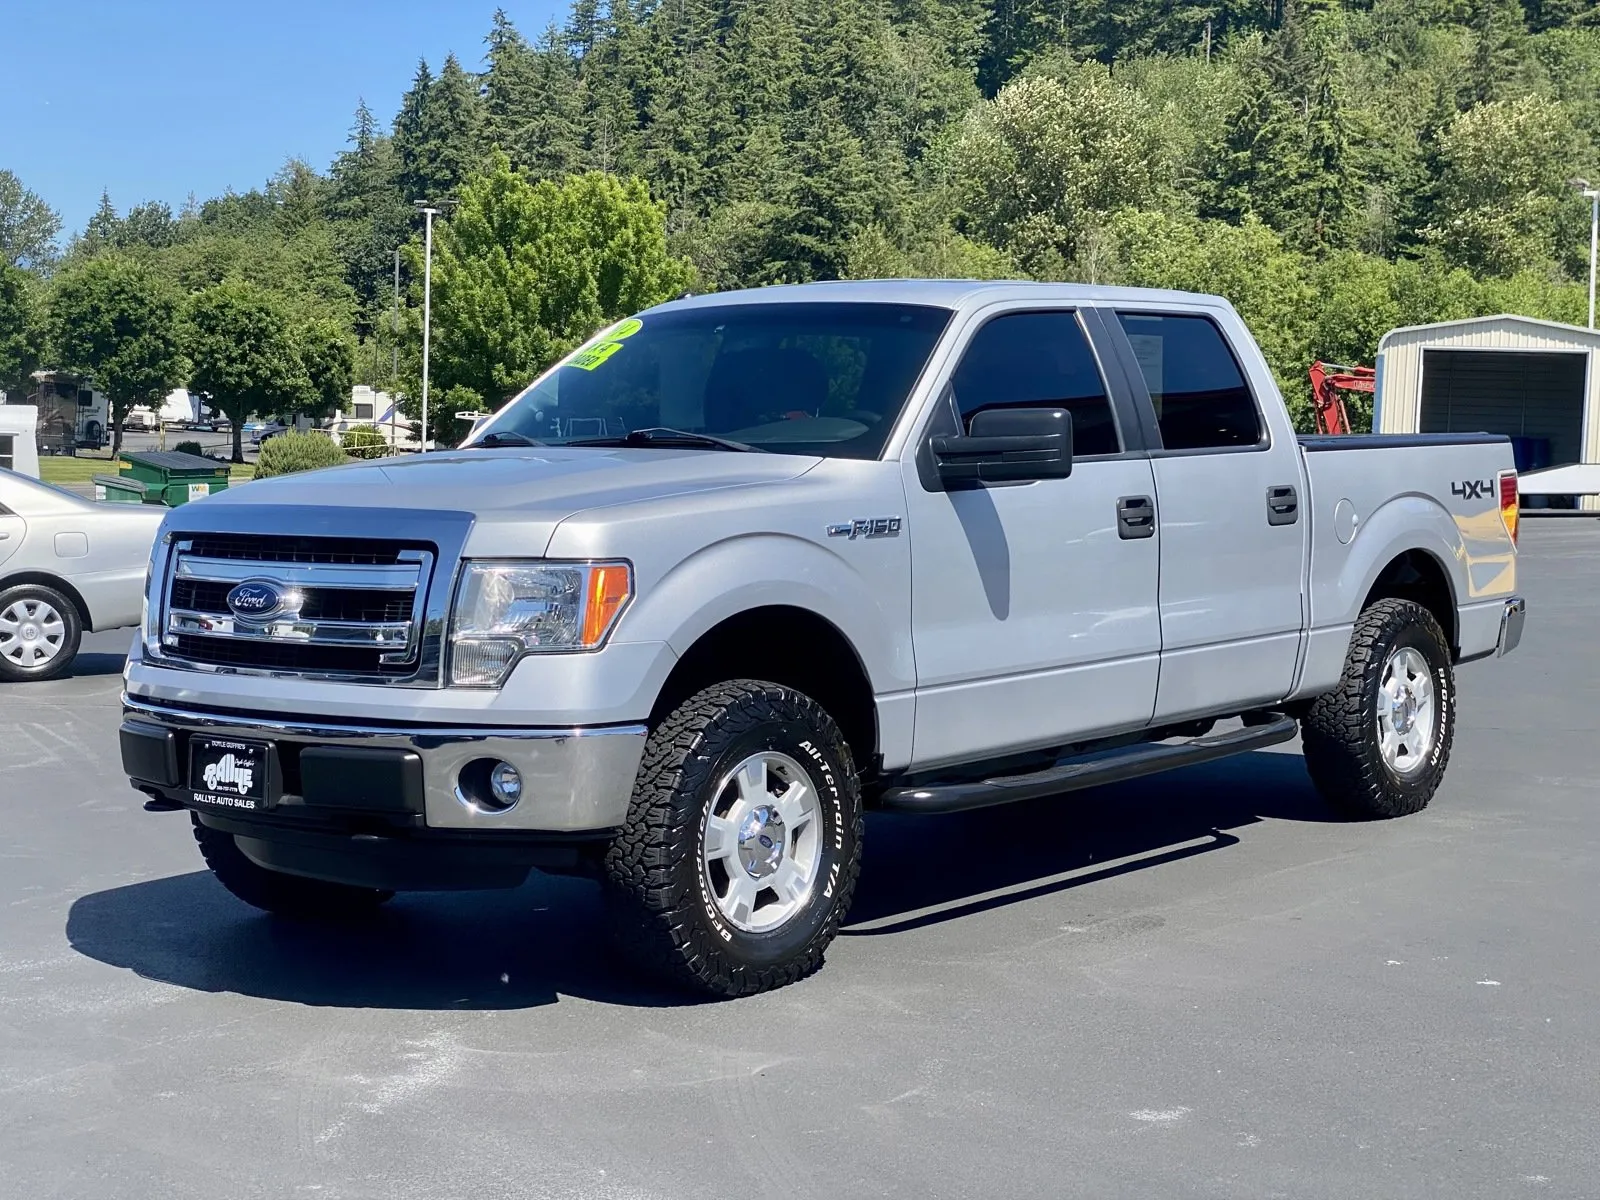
[4,0,1599,441]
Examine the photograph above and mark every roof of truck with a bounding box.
[648,279,1234,314]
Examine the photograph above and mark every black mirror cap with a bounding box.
[932,406,1073,486]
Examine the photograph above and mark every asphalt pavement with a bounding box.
[2,522,1597,1199]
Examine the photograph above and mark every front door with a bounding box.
[1109,309,1306,722]
[903,309,1162,770]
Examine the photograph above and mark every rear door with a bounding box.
[1104,308,1306,722]
[0,502,23,571]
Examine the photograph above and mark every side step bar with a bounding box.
[877,715,1299,815]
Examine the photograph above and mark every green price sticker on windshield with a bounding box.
[569,317,643,371]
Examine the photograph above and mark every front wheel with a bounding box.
[1302,598,1456,819]
[191,815,393,919]
[603,680,863,997]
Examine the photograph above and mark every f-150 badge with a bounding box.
[827,517,902,540]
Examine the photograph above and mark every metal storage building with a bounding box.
[1374,314,1600,510]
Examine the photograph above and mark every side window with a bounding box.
[0,433,12,472]
[949,311,1120,457]
[1115,312,1263,450]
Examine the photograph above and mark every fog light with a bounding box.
[489,760,523,806]
[456,757,523,814]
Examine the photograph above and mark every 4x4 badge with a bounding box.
[827,517,902,540]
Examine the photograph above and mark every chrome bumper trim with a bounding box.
[121,696,646,833]
[1497,597,1526,657]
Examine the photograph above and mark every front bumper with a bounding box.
[119,696,646,834]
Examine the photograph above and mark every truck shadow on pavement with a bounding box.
[843,749,1339,936]
[64,652,127,678]
[65,750,1335,1009]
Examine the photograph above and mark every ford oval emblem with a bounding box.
[226,580,285,620]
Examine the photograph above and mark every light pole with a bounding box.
[1571,178,1599,329]
[414,203,440,451]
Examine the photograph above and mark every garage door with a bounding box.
[1419,349,1587,466]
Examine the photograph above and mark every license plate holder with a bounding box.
[188,737,276,812]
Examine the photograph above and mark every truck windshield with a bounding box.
[468,302,952,459]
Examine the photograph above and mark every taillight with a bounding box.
[1499,470,1519,546]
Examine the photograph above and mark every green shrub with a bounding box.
[341,423,390,460]
[253,430,350,480]
[173,440,205,458]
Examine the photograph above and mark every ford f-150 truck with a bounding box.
[118,281,1526,997]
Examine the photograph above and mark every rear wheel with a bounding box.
[1302,598,1455,819]
[0,584,82,683]
[603,680,863,997]
[191,815,393,919]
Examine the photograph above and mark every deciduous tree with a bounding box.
[48,254,186,452]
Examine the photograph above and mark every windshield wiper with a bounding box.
[472,430,544,447]
[568,427,765,453]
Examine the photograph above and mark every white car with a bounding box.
[0,470,165,682]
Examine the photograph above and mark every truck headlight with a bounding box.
[448,560,633,686]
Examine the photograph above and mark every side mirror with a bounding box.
[931,407,1073,485]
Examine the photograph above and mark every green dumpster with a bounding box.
[92,474,149,505]
[116,450,233,507]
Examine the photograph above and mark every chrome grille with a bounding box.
[157,533,436,682]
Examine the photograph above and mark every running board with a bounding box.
[877,715,1299,815]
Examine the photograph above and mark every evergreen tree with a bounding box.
[328,101,413,322]
[81,190,121,253]
[483,10,538,153]
[1467,0,1531,103]
[393,59,435,203]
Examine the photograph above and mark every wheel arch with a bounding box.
[0,571,92,629]
[1361,549,1458,654]
[650,605,880,776]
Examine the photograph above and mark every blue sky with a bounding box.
[0,0,561,241]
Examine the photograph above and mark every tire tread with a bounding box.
[1302,598,1454,820]
[603,680,863,997]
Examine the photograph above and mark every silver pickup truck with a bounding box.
[119,282,1526,997]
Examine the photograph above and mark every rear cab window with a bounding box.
[1115,312,1264,451]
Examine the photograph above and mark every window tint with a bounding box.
[0,433,12,471]
[1115,313,1262,450]
[950,312,1120,456]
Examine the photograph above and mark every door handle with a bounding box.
[1267,484,1299,526]
[1118,495,1155,540]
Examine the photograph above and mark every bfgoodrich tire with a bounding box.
[0,583,82,683]
[1302,598,1456,820]
[192,815,393,919]
[603,680,863,998]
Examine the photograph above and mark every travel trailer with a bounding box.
[10,373,109,454]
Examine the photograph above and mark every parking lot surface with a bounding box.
[1,522,1596,1199]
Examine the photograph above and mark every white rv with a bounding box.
[0,405,41,477]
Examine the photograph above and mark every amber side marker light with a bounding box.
[1499,470,1519,546]
[583,564,633,647]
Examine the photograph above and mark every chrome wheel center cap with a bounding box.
[737,805,787,880]
[1391,692,1415,734]
[19,624,38,642]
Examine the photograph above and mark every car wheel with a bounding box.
[0,584,83,683]
[191,815,394,919]
[603,680,864,997]
[1301,598,1455,819]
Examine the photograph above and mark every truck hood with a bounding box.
[197,447,821,553]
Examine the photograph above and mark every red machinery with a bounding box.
[1308,361,1375,436]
